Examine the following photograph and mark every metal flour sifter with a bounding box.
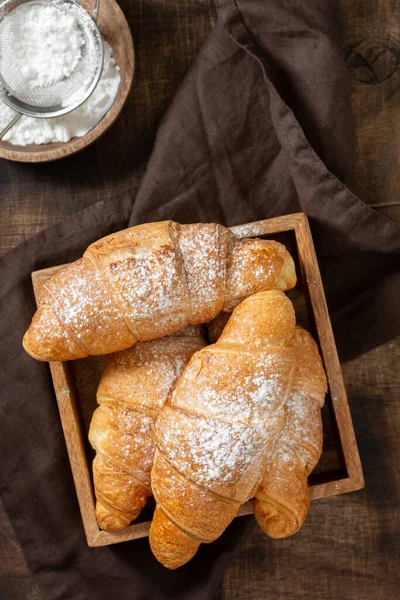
[0,0,104,139]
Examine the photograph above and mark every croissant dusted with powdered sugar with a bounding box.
[23,221,296,361]
[253,327,327,538]
[88,326,205,531]
[149,290,326,569]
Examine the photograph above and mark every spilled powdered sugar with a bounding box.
[0,41,121,146]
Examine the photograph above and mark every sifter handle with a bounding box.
[92,0,100,22]
[0,112,21,140]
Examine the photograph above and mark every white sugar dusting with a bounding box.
[47,261,126,353]
[264,391,324,477]
[172,349,293,424]
[152,455,200,511]
[90,404,155,474]
[33,224,293,357]
[225,239,288,308]
[102,336,204,409]
[107,245,187,338]
[155,347,294,491]
[179,225,226,320]
[89,332,204,512]
[158,413,266,486]
[154,329,323,502]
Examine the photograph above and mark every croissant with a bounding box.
[23,221,296,361]
[209,317,327,537]
[149,290,326,569]
[88,326,205,531]
[253,327,327,538]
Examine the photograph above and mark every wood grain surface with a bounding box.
[0,0,399,599]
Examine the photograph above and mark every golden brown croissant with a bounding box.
[149,290,326,569]
[23,221,296,361]
[253,327,327,538]
[88,326,205,531]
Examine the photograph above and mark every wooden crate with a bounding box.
[31,213,364,547]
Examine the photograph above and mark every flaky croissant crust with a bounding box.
[23,221,296,361]
[88,326,205,531]
[149,291,326,569]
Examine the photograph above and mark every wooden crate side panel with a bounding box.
[230,213,304,237]
[294,215,364,491]
[32,272,101,546]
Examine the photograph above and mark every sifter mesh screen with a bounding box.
[0,0,103,115]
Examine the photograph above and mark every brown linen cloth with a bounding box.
[0,1,399,599]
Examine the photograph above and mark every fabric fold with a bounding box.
[131,2,399,361]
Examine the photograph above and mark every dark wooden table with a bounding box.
[1,2,399,599]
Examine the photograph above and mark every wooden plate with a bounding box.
[0,0,134,163]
